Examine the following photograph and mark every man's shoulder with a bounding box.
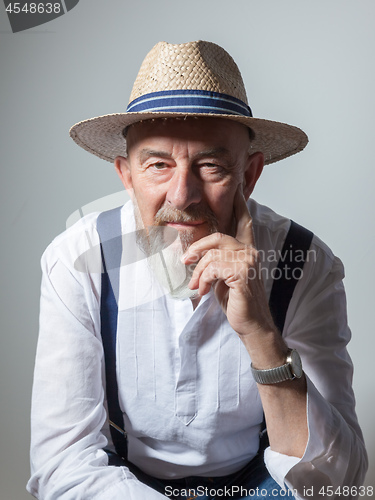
[41,201,134,273]
[249,199,335,263]
[249,198,290,235]
[45,211,100,251]
[41,211,101,274]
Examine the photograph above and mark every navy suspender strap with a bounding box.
[97,207,128,461]
[97,210,314,462]
[268,220,314,334]
[259,219,314,451]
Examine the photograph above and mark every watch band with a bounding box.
[251,348,302,385]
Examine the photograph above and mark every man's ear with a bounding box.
[114,156,133,195]
[243,152,264,199]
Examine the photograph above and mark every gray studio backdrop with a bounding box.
[1,1,374,498]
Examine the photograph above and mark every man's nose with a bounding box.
[166,167,202,210]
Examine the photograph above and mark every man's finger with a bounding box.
[182,232,243,264]
[234,184,255,247]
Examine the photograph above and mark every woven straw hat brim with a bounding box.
[69,112,308,166]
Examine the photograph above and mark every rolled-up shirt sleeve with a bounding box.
[27,223,166,500]
[264,247,368,499]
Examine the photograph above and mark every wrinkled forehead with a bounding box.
[125,116,253,156]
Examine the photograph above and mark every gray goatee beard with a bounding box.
[133,201,218,300]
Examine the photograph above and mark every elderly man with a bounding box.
[27,41,367,499]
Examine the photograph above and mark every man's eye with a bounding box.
[152,162,167,170]
[200,163,224,173]
[203,162,225,169]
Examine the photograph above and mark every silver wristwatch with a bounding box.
[251,348,303,384]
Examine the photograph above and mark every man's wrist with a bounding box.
[251,348,303,384]
[240,329,289,370]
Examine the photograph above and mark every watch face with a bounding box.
[290,350,303,378]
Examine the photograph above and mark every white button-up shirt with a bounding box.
[27,199,367,500]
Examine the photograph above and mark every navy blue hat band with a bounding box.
[126,89,252,117]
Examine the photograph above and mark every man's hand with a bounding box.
[182,185,277,340]
[183,185,308,458]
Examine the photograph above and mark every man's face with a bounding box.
[115,117,263,246]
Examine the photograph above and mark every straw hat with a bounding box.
[69,40,308,165]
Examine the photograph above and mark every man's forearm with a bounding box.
[241,330,308,459]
